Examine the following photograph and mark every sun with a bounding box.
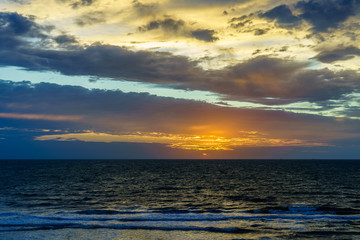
[202,152,208,156]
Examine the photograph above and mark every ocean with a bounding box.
[0,159,359,239]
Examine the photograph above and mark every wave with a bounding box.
[295,230,360,237]
[225,195,277,203]
[0,221,254,234]
[74,210,145,215]
[1,204,360,234]
[71,204,360,216]
[248,204,360,216]
[316,206,360,215]
[0,207,360,237]
[1,208,360,223]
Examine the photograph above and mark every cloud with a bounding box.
[75,11,107,26]
[8,0,28,3]
[253,28,269,35]
[72,0,95,8]
[191,29,218,42]
[53,34,79,49]
[260,4,300,28]
[133,0,160,17]
[2,42,360,105]
[0,112,83,121]
[229,14,270,35]
[2,124,351,159]
[1,79,357,152]
[138,17,219,42]
[1,11,360,106]
[35,131,328,151]
[295,0,359,32]
[0,40,205,84]
[57,0,97,9]
[138,18,185,32]
[229,14,253,29]
[313,46,360,63]
[1,77,360,159]
[4,80,360,131]
[168,0,247,8]
[0,12,48,48]
[215,57,360,104]
[0,11,57,53]
[0,12,35,35]
[257,0,360,32]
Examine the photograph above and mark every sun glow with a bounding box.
[35,131,328,151]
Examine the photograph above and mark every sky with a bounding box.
[0,0,360,159]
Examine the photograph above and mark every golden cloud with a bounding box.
[35,131,328,151]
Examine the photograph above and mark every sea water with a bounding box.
[0,159,359,239]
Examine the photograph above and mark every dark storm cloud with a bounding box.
[41,44,203,83]
[313,46,360,63]
[52,34,79,49]
[0,12,50,51]
[0,34,204,80]
[295,0,359,32]
[260,4,300,28]
[138,18,219,42]
[0,80,171,117]
[54,34,78,44]
[2,43,360,105]
[207,57,360,104]
[191,29,218,42]
[75,11,106,26]
[257,0,360,32]
[0,12,46,38]
[138,18,185,32]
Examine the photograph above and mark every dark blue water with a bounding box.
[0,160,360,239]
